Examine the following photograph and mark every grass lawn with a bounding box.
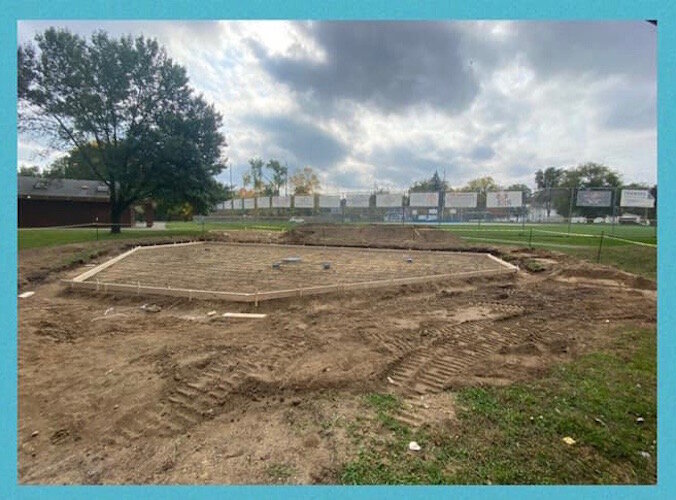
[341,326,656,485]
[18,221,291,250]
[18,227,205,250]
[440,223,656,279]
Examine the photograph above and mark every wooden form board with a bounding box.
[63,240,517,304]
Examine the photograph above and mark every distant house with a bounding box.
[18,176,134,228]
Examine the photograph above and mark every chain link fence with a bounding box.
[211,187,656,228]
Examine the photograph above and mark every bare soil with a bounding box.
[18,225,656,484]
[88,243,505,294]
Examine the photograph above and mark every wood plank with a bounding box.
[222,312,267,319]
[71,246,140,282]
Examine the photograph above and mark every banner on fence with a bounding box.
[256,196,270,209]
[293,195,314,208]
[486,191,523,208]
[409,192,439,207]
[243,198,255,209]
[576,190,612,207]
[271,195,290,208]
[445,192,478,208]
[376,193,403,208]
[319,195,341,208]
[222,199,234,210]
[620,189,654,208]
[345,194,371,208]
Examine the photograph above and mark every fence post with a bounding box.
[567,187,575,235]
[596,230,604,263]
[611,187,617,235]
[529,227,533,249]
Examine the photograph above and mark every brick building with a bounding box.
[18,176,134,228]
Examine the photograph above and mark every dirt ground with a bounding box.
[18,225,656,484]
[88,243,506,294]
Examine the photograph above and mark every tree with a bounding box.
[534,167,564,218]
[18,165,42,177]
[266,159,288,196]
[18,28,226,232]
[44,146,100,179]
[290,166,320,195]
[248,158,265,194]
[534,167,564,189]
[463,176,499,194]
[410,171,448,193]
[552,162,623,218]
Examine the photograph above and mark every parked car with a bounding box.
[289,217,305,223]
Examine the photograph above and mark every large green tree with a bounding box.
[18,28,226,232]
[552,163,623,218]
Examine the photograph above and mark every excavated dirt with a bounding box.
[282,223,466,249]
[18,225,656,484]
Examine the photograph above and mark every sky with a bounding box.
[17,20,657,192]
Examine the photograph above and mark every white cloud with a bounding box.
[17,20,657,189]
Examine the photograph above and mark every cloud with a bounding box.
[244,114,349,169]
[470,145,495,161]
[251,21,480,115]
[17,20,657,188]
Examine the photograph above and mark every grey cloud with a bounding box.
[470,145,495,161]
[599,83,656,131]
[364,145,463,187]
[516,21,656,83]
[244,114,348,169]
[251,21,479,114]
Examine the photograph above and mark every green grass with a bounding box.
[165,220,293,232]
[18,227,206,250]
[18,221,291,250]
[440,223,656,279]
[341,326,656,485]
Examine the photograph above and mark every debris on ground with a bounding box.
[140,303,162,313]
[562,436,576,445]
[387,376,396,384]
[207,311,217,316]
[31,431,39,438]
[222,312,267,319]
[19,291,35,299]
[104,307,114,316]
[639,451,651,459]
[408,441,421,452]
[594,417,606,426]
[636,417,645,424]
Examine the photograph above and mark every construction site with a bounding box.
[17,224,656,484]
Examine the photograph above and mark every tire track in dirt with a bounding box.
[115,355,254,440]
[384,304,532,427]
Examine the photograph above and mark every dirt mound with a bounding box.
[553,264,656,291]
[282,224,464,250]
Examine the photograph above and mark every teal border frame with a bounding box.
[1,1,671,498]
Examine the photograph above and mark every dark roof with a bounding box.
[18,176,110,201]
